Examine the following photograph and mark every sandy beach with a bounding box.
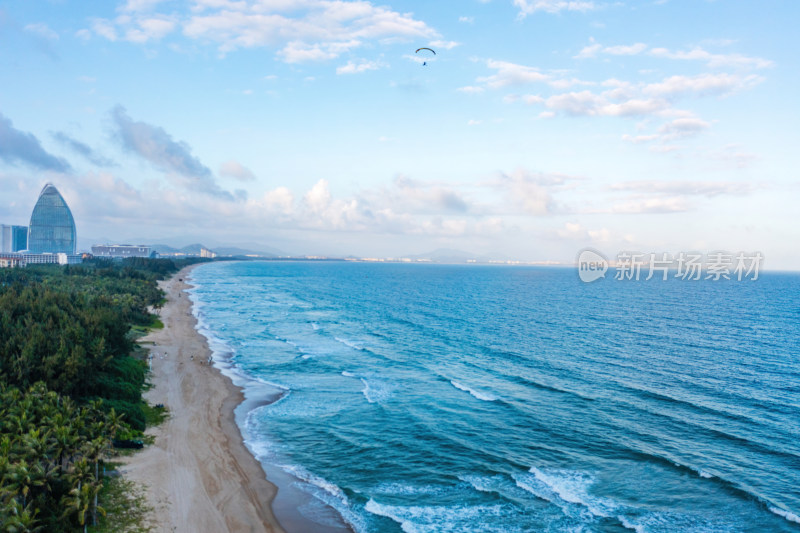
[122,266,284,533]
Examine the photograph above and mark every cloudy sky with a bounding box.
[0,1,798,267]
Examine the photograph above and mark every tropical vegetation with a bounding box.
[0,257,204,532]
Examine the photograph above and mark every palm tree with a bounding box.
[82,437,108,526]
[2,500,44,533]
[61,481,92,533]
[50,425,77,473]
[2,461,49,514]
[105,409,125,440]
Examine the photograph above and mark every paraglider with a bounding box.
[416,47,436,66]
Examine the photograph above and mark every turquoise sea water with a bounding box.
[188,261,800,532]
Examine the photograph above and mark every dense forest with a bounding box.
[0,258,203,532]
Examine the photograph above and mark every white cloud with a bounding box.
[89,0,439,62]
[477,60,551,88]
[92,19,118,41]
[711,144,760,169]
[553,222,611,242]
[280,40,362,63]
[124,16,177,43]
[574,43,602,58]
[489,169,571,215]
[24,23,59,41]
[610,180,754,197]
[604,43,647,56]
[621,133,660,144]
[544,90,667,117]
[121,0,167,12]
[219,160,256,181]
[336,58,385,74]
[181,0,438,60]
[657,117,710,138]
[574,41,771,70]
[650,46,773,69]
[592,178,759,217]
[464,50,766,155]
[643,73,763,97]
[610,197,689,214]
[458,16,474,24]
[304,179,332,214]
[428,40,460,50]
[575,41,646,58]
[513,0,596,17]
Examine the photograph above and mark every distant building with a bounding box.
[0,184,84,268]
[0,253,81,267]
[200,247,217,258]
[0,225,28,253]
[0,254,24,268]
[91,244,156,259]
[18,253,81,265]
[27,183,77,254]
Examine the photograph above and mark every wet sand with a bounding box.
[122,266,284,533]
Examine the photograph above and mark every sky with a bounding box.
[1,0,798,267]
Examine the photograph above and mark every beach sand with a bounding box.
[122,266,284,533]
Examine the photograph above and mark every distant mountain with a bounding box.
[149,243,208,255]
[178,243,207,255]
[213,246,280,257]
[149,243,284,257]
[150,244,181,255]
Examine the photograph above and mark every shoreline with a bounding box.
[122,265,285,533]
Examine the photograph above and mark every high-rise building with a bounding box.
[12,225,27,252]
[27,184,77,254]
[0,225,28,253]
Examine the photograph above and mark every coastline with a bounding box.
[122,265,284,533]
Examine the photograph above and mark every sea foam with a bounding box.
[364,499,514,533]
[341,371,392,403]
[450,380,498,402]
[770,506,800,524]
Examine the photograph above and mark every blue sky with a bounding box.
[0,0,798,267]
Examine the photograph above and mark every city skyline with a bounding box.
[1,1,798,268]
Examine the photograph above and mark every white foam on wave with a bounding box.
[311,322,320,331]
[373,482,450,497]
[242,430,286,463]
[513,468,618,522]
[280,463,347,501]
[450,380,498,402]
[264,393,345,418]
[341,372,392,403]
[698,470,714,479]
[360,377,390,403]
[248,375,291,391]
[618,510,736,533]
[279,463,369,533]
[770,506,800,524]
[335,336,365,350]
[518,467,737,533]
[459,474,503,494]
[364,498,514,533]
[617,516,647,533]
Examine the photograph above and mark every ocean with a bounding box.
[188,261,800,533]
